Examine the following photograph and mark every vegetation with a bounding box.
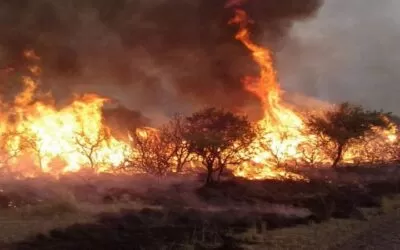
[118,102,399,181]
[1,169,400,249]
[182,108,256,184]
[159,114,193,173]
[306,102,391,168]
[74,127,111,170]
[127,128,175,176]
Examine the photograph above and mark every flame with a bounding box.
[227,9,397,179]
[0,50,129,175]
[0,9,396,180]
[228,9,307,179]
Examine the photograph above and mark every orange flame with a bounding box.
[0,8,396,180]
[228,9,306,179]
[228,9,397,179]
[0,50,129,175]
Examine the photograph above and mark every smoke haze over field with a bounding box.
[276,0,400,115]
[0,0,322,123]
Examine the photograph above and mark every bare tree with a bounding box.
[19,131,46,172]
[257,129,292,169]
[127,128,175,177]
[306,102,390,168]
[159,114,193,173]
[74,127,110,170]
[0,131,25,172]
[296,127,335,167]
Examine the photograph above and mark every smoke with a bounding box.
[276,0,400,115]
[0,173,311,218]
[0,0,322,122]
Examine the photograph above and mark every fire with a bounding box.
[0,7,396,180]
[0,50,129,175]
[228,9,307,179]
[228,9,398,179]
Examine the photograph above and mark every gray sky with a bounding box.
[276,0,400,115]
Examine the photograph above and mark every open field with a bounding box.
[0,198,399,249]
[0,166,395,249]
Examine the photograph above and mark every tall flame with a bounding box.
[228,9,397,179]
[0,8,396,179]
[228,9,306,178]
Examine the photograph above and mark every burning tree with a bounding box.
[297,132,332,167]
[183,108,255,184]
[258,129,294,169]
[19,130,47,172]
[124,115,193,176]
[0,131,25,173]
[159,115,193,173]
[73,127,111,170]
[306,102,391,168]
[127,128,175,177]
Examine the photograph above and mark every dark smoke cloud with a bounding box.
[0,0,322,122]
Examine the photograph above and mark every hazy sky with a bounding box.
[276,0,400,115]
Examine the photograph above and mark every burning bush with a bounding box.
[0,3,396,183]
[125,127,177,177]
[306,102,393,168]
[122,115,193,177]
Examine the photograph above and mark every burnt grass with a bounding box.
[6,165,400,249]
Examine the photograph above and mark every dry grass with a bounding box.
[0,201,395,248]
[237,217,373,249]
[236,196,400,250]
[0,174,400,248]
[381,194,400,214]
[0,199,159,244]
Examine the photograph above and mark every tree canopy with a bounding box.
[306,102,391,168]
[183,107,255,183]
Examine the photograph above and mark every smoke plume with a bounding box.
[0,0,322,122]
[276,0,400,115]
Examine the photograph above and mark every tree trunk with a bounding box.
[332,144,344,168]
[176,158,183,173]
[89,157,95,170]
[217,165,225,182]
[206,165,214,184]
[37,153,43,172]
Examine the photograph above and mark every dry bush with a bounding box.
[346,133,398,166]
[0,131,24,174]
[257,128,298,169]
[297,131,334,168]
[159,114,194,173]
[126,128,175,177]
[123,115,194,177]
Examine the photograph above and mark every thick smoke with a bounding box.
[276,0,400,115]
[0,0,322,123]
